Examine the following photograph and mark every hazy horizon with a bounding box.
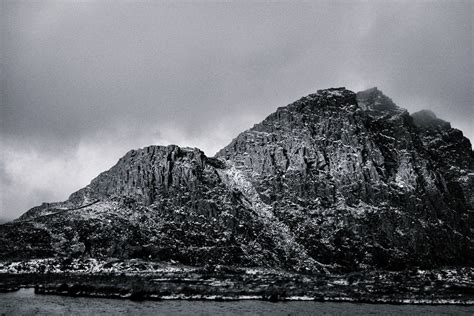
[1,1,473,221]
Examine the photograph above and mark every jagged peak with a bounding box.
[361,86,380,93]
[316,86,350,95]
[126,144,203,156]
[411,109,451,129]
[312,87,356,99]
[277,87,358,114]
[117,144,206,165]
[7,84,474,273]
[356,86,381,98]
[412,109,437,120]
[356,87,402,114]
[66,144,209,205]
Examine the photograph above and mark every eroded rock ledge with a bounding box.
[1,87,472,274]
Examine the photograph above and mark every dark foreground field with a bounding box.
[1,259,473,304]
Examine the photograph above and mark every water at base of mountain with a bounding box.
[1,288,473,316]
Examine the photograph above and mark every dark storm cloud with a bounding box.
[1,1,472,220]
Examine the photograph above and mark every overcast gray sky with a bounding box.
[1,0,472,221]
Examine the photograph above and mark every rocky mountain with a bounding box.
[1,87,472,272]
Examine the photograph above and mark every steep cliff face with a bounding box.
[3,145,321,271]
[19,146,212,220]
[217,87,473,269]
[411,109,474,209]
[1,87,472,272]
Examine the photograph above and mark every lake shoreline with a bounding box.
[3,288,474,316]
[6,286,474,305]
[1,259,472,306]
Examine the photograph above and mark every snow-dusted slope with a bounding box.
[1,87,472,272]
[217,87,473,269]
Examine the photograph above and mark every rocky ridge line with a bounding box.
[1,87,472,272]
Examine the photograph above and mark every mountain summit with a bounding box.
[1,87,472,272]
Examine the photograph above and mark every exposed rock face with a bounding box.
[20,146,212,220]
[4,145,320,271]
[411,109,474,209]
[1,87,472,272]
[217,87,473,269]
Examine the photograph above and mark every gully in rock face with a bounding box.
[1,88,472,302]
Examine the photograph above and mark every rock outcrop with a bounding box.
[4,145,320,271]
[217,87,473,269]
[1,87,472,272]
